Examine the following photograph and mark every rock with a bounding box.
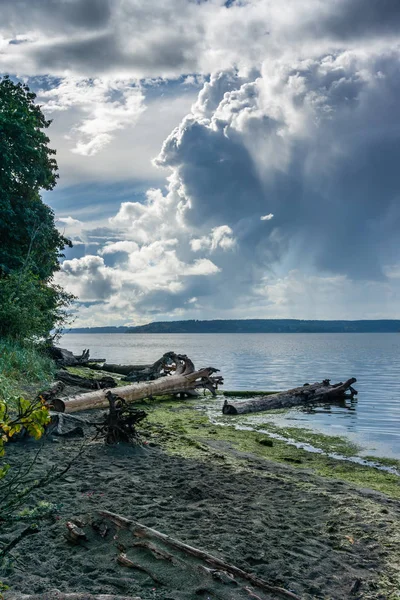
[257,437,274,447]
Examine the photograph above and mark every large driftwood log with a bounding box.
[55,370,117,390]
[58,354,223,413]
[88,351,176,382]
[222,378,357,415]
[99,510,300,600]
[48,346,105,367]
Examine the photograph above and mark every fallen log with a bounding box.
[56,354,223,413]
[99,510,300,600]
[47,346,105,367]
[55,370,117,390]
[88,351,176,382]
[222,378,357,415]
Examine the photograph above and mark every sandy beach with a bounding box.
[2,387,400,600]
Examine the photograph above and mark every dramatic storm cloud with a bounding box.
[2,0,400,325]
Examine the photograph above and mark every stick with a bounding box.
[99,510,300,600]
[0,525,38,559]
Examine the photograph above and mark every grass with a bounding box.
[0,338,55,400]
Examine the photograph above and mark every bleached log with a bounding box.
[222,378,357,415]
[58,354,223,414]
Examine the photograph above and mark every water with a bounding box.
[61,333,400,459]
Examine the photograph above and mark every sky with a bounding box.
[1,0,400,326]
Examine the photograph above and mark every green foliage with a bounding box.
[0,75,75,339]
[0,270,74,340]
[0,75,71,279]
[0,396,50,453]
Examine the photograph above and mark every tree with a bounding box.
[0,75,71,279]
[0,271,74,340]
[0,76,74,338]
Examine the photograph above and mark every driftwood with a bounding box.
[99,510,300,600]
[94,391,147,444]
[88,351,176,382]
[47,346,105,367]
[57,354,223,414]
[37,381,66,412]
[55,370,117,390]
[222,378,357,415]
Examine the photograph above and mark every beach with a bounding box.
[2,384,400,600]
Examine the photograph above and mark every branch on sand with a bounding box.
[99,510,301,600]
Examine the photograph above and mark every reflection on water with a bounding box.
[61,333,400,458]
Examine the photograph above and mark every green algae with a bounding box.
[364,455,400,469]
[66,366,127,386]
[140,399,400,499]
[251,422,361,456]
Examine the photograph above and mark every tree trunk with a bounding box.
[222,378,357,415]
[57,354,223,414]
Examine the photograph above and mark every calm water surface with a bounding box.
[61,333,400,458]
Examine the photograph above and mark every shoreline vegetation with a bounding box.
[1,350,400,599]
[66,318,400,334]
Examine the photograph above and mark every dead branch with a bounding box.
[99,510,300,600]
[93,391,147,445]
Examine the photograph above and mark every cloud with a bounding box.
[57,237,221,315]
[1,0,398,80]
[54,44,400,324]
[155,49,400,282]
[61,255,117,301]
[319,0,400,40]
[4,0,400,324]
[38,78,145,155]
[190,225,236,252]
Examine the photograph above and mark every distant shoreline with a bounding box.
[64,318,400,334]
